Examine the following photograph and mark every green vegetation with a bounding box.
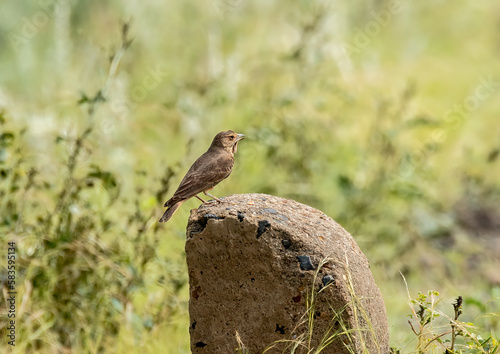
[261,258,382,354]
[402,287,499,353]
[1,0,499,352]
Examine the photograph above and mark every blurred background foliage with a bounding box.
[0,0,499,352]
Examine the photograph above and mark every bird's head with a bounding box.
[211,130,245,154]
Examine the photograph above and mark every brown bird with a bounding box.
[159,130,245,223]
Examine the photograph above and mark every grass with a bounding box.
[1,0,499,352]
[237,264,499,353]
[400,275,499,353]
[259,258,363,354]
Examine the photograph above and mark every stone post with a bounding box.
[186,193,389,353]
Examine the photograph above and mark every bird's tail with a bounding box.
[159,201,183,223]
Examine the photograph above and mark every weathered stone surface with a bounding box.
[186,193,389,353]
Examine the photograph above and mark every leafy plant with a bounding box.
[0,23,188,353]
[403,275,499,354]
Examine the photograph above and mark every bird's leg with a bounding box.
[195,195,208,203]
[204,191,222,203]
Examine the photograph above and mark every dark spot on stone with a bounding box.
[292,294,301,302]
[237,211,244,222]
[192,286,202,300]
[203,213,224,221]
[275,324,285,334]
[261,197,267,201]
[297,255,315,271]
[192,320,197,330]
[262,208,277,214]
[195,341,207,348]
[251,278,255,282]
[225,207,231,210]
[322,274,335,287]
[282,239,291,249]
[256,220,271,239]
[191,214,225,233]
[189,223,205,235]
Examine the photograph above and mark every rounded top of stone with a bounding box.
[190,193,365,262]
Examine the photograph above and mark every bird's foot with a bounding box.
[204,192,222,203]
[196,195,207,203]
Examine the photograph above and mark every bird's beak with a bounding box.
[236,134,245,142]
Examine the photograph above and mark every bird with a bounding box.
[159,130,245,223]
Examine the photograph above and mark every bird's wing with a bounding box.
[165,153,234,206]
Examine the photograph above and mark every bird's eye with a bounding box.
[230,136,235,140]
